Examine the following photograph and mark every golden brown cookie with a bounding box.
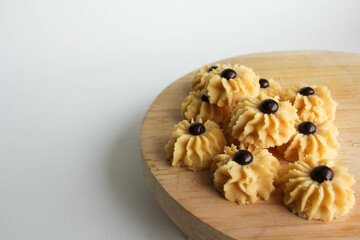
[229,95,298,148]
[282,84,338,122]
[181,90,230,124]
[192,64,219,91]
[211,144,280,204]
[165,119,226,171]
[204,64,260,107]
[277,119,339,162]
[259,78,282,98]
[282,156,355,221]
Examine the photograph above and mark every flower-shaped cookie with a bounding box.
[277,120,339,162]
[192,64,219,91]
[204,64,260,107]
[211,144,280,204]
[282,156,355,221]
[165,119,226,171]
[229,95,298,148]
[282,84,338,122]
[181,90,230,124]
[258,78,282,98]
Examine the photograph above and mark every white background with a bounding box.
[1,0,360,239]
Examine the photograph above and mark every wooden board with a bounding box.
[140,51,360,240]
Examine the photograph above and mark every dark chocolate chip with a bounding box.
[208,65,218,72]
[188,122,206,136]
[259,78,270,88]
[298,121,316,135]
[233,150,253,165]
[299,87,315,96]
[259,99,279,114]
[311,165,334,183]
[200,94,210,103]
[220,69,237,80]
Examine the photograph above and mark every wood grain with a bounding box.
[140,51,360,240]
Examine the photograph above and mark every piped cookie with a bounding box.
[165,119,226,171]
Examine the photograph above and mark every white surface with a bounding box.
[1,0,360,239]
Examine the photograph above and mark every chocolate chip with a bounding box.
[298,121,316,135]
[259,78,270,88]
[208,65,218,72]
[299,87,315,96]
[220,69,237,80]
[233,150,253,165]
[188,122,206,136]
[200,94,210,103]
[311,165,334,183]
[259,99,279,114]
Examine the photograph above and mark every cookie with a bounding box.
[259,78,282,98]
[181,90,230,124]
[211,144,280,204]
[203,64,260,107]
[282,156,355,221]
[228,94,298,148]
[192,64,219,91]
[282,84,338,122]
[165,119,226,171]
[277,120,339,162]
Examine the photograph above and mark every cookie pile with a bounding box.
[165,63,355,221]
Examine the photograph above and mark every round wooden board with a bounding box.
[140,51,360,240]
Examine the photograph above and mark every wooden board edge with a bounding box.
[141,153,233,240]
